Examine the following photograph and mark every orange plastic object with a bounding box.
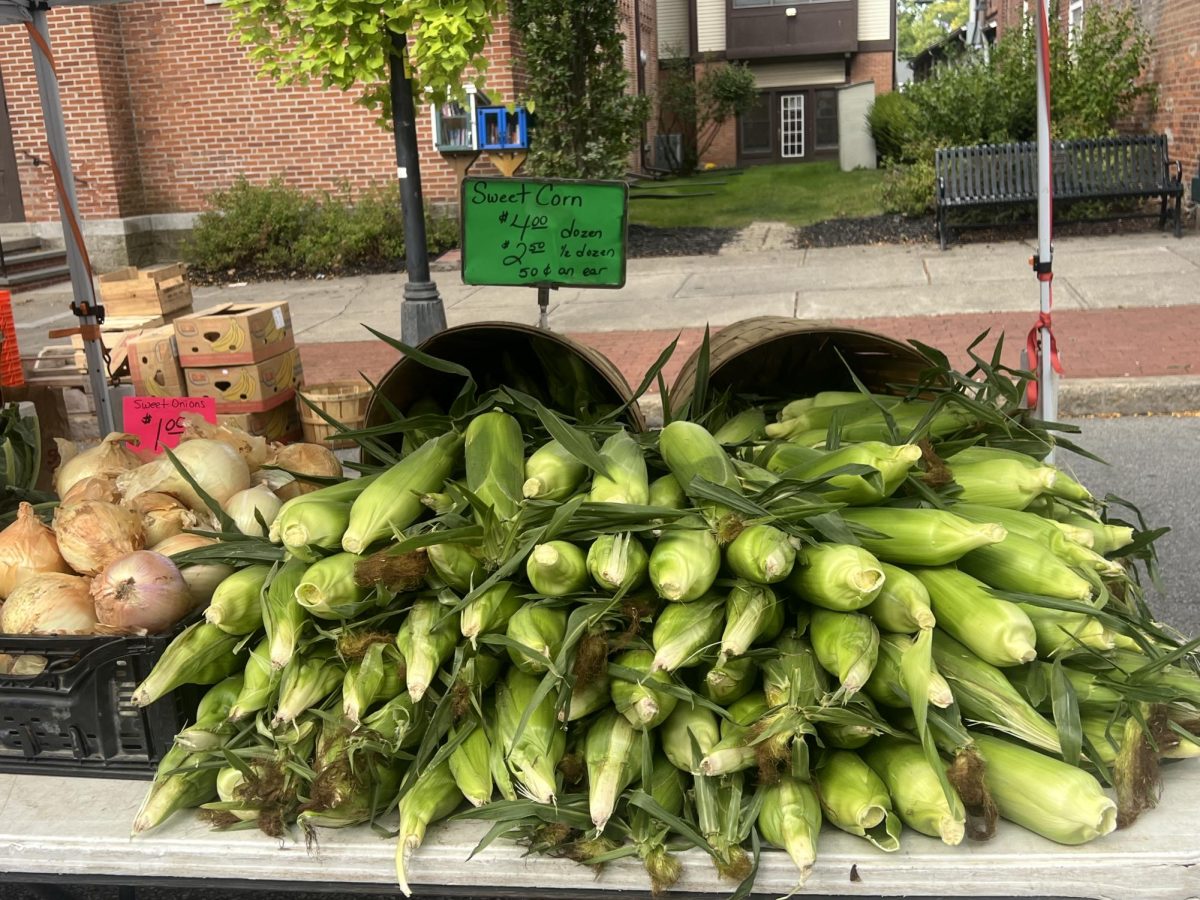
[0,290,25,387]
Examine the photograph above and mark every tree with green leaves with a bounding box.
[509,0,650,179]
[657,59,759,175]
[897,0,969,60]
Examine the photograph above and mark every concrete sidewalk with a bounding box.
[11,229,1200,414]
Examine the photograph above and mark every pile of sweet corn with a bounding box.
[131,364,1199,896]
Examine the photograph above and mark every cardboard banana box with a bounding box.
[183,348,302,413]
[174,302,294,366]
[217,402,301,442]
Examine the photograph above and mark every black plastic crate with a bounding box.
[0,626,193,779]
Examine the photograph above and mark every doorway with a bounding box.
[0,67,26,224]
[737,85,841,165]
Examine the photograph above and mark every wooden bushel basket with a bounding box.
[299,380,371,448]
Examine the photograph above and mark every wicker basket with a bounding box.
[298,380,371,448]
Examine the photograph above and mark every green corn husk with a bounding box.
[699,692,769,776]
[865,633,954,709]
[342,431,463,554]
[497,668,567,804]
[662,704,721,772]
[1105,649,1200,705]
[1054,512,1136,556]
[426,542,486,593]
[587,533,650,593]
[272,654,343,727]
[958,532,1094,601]
[816,749,902,852]
[758,777,822,885]
[448,723,494,808]
[766,397,886,439]
[951,502,1122,576]
[931,631,1061,754]
[589,430,650,505]
[526,540,589,596]
[701,655,758,705]
[914,567,1037,667]
[973,732,1116,844]
[649,519,721,602]
[762,630,826,708]
[719,582,784,660]
[1008,662,1125,712]
[786,542,885,611]
[651,595,725,672]
[866,563,936,633]
[262,559,309,669]
[948,458,1058,510]
[505,601,568,674]
[610,649,679,729]
[271,499,351,563]
[1082,711,1200,767]
[132,621,243,707]
[295,552,373,620]
[213,765,259,823]
[175,674,243,752]
[298,752,403,832]
[839,507,1008,566]
[132,744,219,835]
[465,409,525,520]
[268,473,377,539]
[1018,604,1115,656]
[725,525,797,584]
[523,438,588,502]
[658,420,741,522]
[648,473,687,510]
[947,446,1093,503]
[713,407,767,445]
[395,760,463,897]
[765,441,922,506]
[632,755,687,894]
[342,642,405,724]
[864,736,965,845]
[228,636,277,721]
[564,671,611,722]
[361,691,425,752]
[585,709,641,831]
[820,721,880,750]
[204,564,270,635]
[460,580,524,648]
[810,608,879,698]
[396,599,459,701]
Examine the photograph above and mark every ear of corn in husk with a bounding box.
[496,668,567,804]
[810,608,879,699]
[526,540,589,596]
[817,749,902,851]
[762,630,826,708]
[948,458,1058,510]
[342,431,463,554]
[649,520,721,602]
[931,631,1061,754]
[342,641,404,724]
[662,704,721,773]
[658,421,743,524]
[652,595,725,672]
[719,582,784,660]
[262,559,310,669]
[766,441,922,505]
[839,508,1007,566]
[610,649,679,729]
[132,744,219,835]
[958,532,1094,601]
[1008,661,1125,711]
[175,674,243,751]
[866,633,953,709]
[586,709,641,831]
[973,732,1116,844]
[132,621,243,707]
[820,720,881,750]
[295,552,373,620]
[394,760,464,896]
[648,473,687,510]
[915,568,1037,667]
[1018,603,1115,655]
[566,671,612,722]
[272,654,343,727]
[757,776,822,885]
[864,737,965,845]
[952,503,1121,577]
[1052,511,1136,556]
[866,563,936,632]
[361,692,425,753]
[396,599,459,701]
[426,542,486,593]
[204,564,270,635]
[460,580,524,648]
[713,407,767,445]
[632,755,687,893]
[271,500,352,562]
[699,692,768,776]
[587,533,650,593]
[505,601,568,673]
[701,655,758,705]
[448,723,494,808]
[523,438,587,501]
[725,525,797,584]
[465,410,525,519]
[589,430,650,505]
[786,543,886,611]
[227,636,278,721]
[947,446,1093,503]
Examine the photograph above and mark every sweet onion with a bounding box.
[0,502,71,598]
[53,500,145,576]
[152,534,233,608]
[118,439,251,513]
[127,492,203,546]
[0,573,96,634]
[54,433,140,499]
[92,550,191,635]
[225,484,283,537]
[269,443,342,501]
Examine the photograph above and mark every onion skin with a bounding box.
[54,433,141,499]
[92,551,191,635]
[151,534,233,609]
[118,439,251,514]
[271,443,342,501]
[61,475,121,506]
[53,500,145,576]
[0,502,72,599]
[0,573,96,635]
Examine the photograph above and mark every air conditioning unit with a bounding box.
[654,133,684,170]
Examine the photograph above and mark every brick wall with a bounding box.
[849,50,894,94]
[693,60,739,168]
[1,0,652,225]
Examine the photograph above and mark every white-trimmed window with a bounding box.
[1068,0,1085,44]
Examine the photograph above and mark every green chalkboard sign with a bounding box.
[461,176,628,289]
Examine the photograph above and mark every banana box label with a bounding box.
[128,325,186,398]
[174,301,294,366]
[184,348,303,413]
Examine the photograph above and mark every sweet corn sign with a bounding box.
[461,176,627,288]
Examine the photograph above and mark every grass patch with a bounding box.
[629,162,884,229]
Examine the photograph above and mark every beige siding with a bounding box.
[751,60,846,88]
[658,0,689,57]
[858,0,892,42]
[696,0,725,53]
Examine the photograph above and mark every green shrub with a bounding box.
[867,92,920,164]
[879,154,937,217]
[187,179,457,277]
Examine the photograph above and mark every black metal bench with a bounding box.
[934,135,1184,249]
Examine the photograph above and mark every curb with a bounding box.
[634,376,1200,429]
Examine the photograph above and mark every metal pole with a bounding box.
[537,286,550,330]
[28,6,116,436]
[1034,0,1057,431]
[388,30,446,347]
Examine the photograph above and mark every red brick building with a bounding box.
[986,0,1199,189]
[0,0,656,267]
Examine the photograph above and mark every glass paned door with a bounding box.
[780,94,805,159]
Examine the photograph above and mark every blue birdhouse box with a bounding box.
[476,105,529,151]
[431,85,490,152]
